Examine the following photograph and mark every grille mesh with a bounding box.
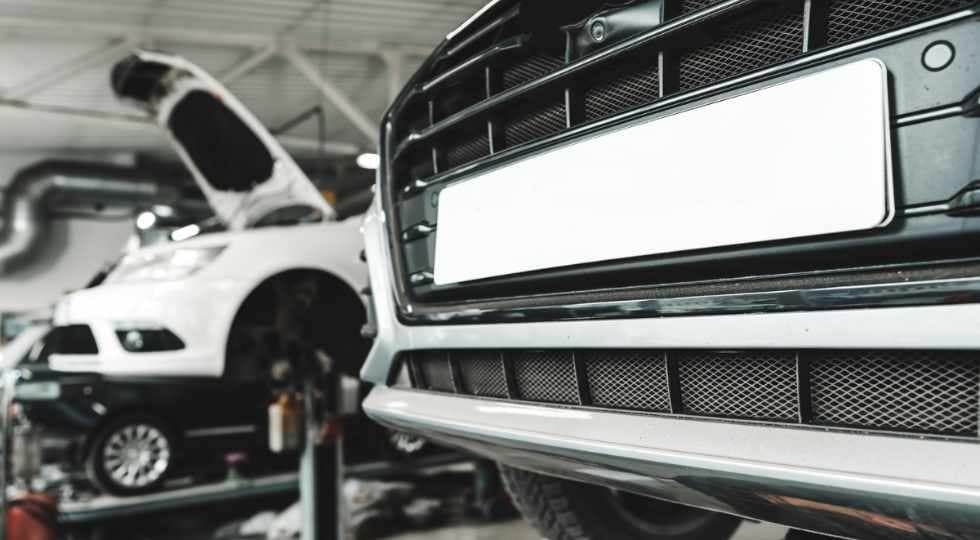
[677,351,799,421]
[502,54,564,90]
[416,352,455,392]
[810,351,980,435]
[459,351,509,398]
[391,0,961,190]
[409,348,980,440]
[678,7,805,92]
[513,351,579,404]
[826,0,974,45]
[679,0,726,14]
[501,98,567,149]
[584,61,660,122]
[585,351,670,412]
[443,129,490,170]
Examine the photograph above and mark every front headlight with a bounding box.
[106,246,226,284]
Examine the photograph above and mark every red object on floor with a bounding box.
[5,493,58,540]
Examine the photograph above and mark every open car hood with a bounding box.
[111,50,335,229]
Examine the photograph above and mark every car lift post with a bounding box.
[299,362,343,540]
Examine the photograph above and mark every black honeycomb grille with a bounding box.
[458,351,509,398]
[389,0,967,192]
[584,62,660,122]
[810,351,980,435]
[500,98,567,149]
[826,0,974,45]
[678,7,805,92]
[585,351,670,412]
[502,54,564,90]
[513,351,579,404]
[443,129,490,171]
[677,351,798,421]
[407,349,980,440]
[679,0,726,14]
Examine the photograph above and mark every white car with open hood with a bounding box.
[50,51,368,380]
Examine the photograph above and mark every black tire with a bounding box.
[86,415,174,496]
[500,465,740,540]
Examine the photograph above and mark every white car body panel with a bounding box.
[53,218,365,378]
[124,50,335,229]
[50,51,368,378]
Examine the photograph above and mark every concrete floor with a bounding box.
[390,517,790,539]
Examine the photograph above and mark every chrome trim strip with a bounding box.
[408,274,980,325]
[446,0,506,41]
[903,202,952,217]
[894,103,965,127]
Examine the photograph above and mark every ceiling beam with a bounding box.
[380,50,405,104]
[0,100,360,156]
[4,37,140,100]
[220,44,278,85]
[0,15,432,58]
[282,46,377,144]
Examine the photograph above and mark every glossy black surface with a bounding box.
[379,0,980,324]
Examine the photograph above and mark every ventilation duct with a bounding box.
[0,160,178,273]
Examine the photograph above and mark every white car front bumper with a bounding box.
[361,200,980,539]
[52,275,251,378]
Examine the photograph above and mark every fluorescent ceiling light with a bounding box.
[356,153,380,170]
[136,211,157,230]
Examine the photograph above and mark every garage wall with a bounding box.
[0,151,136,314]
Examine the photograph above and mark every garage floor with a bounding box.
[389,517,789,539]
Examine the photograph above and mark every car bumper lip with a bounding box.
[54,277,250,377]
[365,386,980,539]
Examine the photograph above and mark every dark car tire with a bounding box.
[86,415,174,496]
[500,465,740,540]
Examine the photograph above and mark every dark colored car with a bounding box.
[8,325,405,496]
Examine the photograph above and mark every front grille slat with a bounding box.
[408,349,980,440]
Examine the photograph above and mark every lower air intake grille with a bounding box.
[584,350,670,412]
[810,351,980,435]
[406,349,980,439]
[458,351,509,398]
[676,351,798,421]
[513,351,579,404]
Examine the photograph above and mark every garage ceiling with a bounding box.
[0,0,488,160]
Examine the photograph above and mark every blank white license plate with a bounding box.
[434,59,893,285]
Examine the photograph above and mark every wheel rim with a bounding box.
[607,490,715,535]
[102,424,171,488]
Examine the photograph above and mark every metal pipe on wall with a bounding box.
[0,160,177,273]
